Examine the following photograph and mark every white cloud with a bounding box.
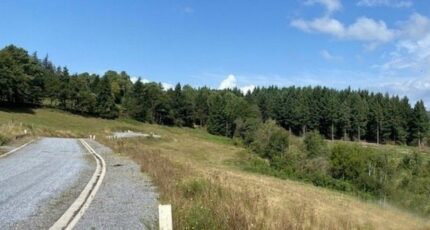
[291,16,395,44]
[161,82,174,90]
[240,85,256,94]
[398,13,430,40]
[305,0,342,14]
[379,14,430,73]
[379,76,430,108]
[130,77,174,90]
[130,77,150,83]
[130,77,139,83]
[291,17,344,35]
[357,0,412,8]
[320,49,343,61]
[347,17,395,43]
[218,74,237,89]
[373,13,430,107]
[217,74,256,93]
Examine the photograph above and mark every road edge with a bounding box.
[0,139,36,159]
[49,139,106,230]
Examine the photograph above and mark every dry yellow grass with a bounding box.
[0,122,34,153]
[106,127,430,230]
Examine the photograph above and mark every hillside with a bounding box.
[1,107,429,229]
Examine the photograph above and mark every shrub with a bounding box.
[251,120,289,160]
[0,134,11,146]
[234,118,261,146]
[303,131,329,158]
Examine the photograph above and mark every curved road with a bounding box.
[0,138,93,229]
[0,137,158,229]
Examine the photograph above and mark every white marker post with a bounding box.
[159,204,173,230]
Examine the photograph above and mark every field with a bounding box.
[1,107,429,229]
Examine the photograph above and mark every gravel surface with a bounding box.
[111,131,161,139]
[75,139,159,230]
[0,137,94,229]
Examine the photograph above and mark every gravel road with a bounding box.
[0,137,158,229]
[0,138,94,229]
[74,139,159,229]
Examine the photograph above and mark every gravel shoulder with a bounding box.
[0,137,94,229]
[74,139,159,230]
[0,136,34,156]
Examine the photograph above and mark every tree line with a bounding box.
[1,44,429,146]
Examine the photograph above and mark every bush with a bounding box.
[233,118,261,146]
[330,143,370,181]
[251,120,289,160]
[304,131,329,158]
[0,134,11,146]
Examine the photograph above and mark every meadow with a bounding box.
[1,107,429,229]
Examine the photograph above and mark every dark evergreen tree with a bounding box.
[95,76,119,119]
[207,94,227,136]
[171,83,194,127]
[410,100,429,147]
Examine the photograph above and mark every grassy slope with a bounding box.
[1,107,429,229]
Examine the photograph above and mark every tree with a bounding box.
[170,83,194,127]
[295,89,311,136]
[58,67,71,109]
[224,92,260,137]
[103,70,132,104]
[124,79,148,121]
[194,87,211,126]
[274,88,297,135]
[207,94,227,136]
[410,100,429,147]
[0,45,40,104]
[349,94,368,141]
[368,95,384,144]
[324,91,339,140]
[95,76,119,119]
[338,100,351,140]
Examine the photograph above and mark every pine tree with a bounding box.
[410,100,429,147]
[295,89,311,136]
[338,100,351,140]
[350,94,368,141]
[368,96,384,144]
[207,94,227,136]
[194,87,211,126]
[170,83,194,127]
[326,91,339,140]
[96,76,119,119]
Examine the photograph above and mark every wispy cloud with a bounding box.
[291,16,395,46]
[305,0,342,14]
[357,0,413,8]
[320,49,343,61]
[377,13,430,74]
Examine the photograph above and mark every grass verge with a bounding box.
[106,138,374,230]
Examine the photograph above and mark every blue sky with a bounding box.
[1,0,430,105]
